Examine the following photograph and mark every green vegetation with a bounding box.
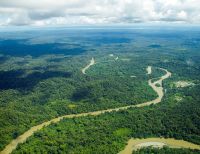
[13,84,200,153]
[135,147,200,154]
[0,28,200,153]
[0,54,157,150]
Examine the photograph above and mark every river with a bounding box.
[1,65,187,154]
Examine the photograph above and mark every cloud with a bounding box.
[0,0,200,26]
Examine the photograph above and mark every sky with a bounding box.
[0,0,200,26]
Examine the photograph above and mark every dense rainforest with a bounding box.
[135,147,200,154]
[0,27,200,153]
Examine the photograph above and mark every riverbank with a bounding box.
[119,138,200,154]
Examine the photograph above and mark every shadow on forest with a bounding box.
[72,87,91,101]
[0,70,72,90]
[0,56,8,64]
[0,39,86,57]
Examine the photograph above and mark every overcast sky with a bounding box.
[0,0,200,26]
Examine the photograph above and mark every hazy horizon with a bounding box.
[1,0,200,27]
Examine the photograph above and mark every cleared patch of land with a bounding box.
[130,75,136,78]
[146,66,152,75]
[175,81,195,88]
[175,95,183,102]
